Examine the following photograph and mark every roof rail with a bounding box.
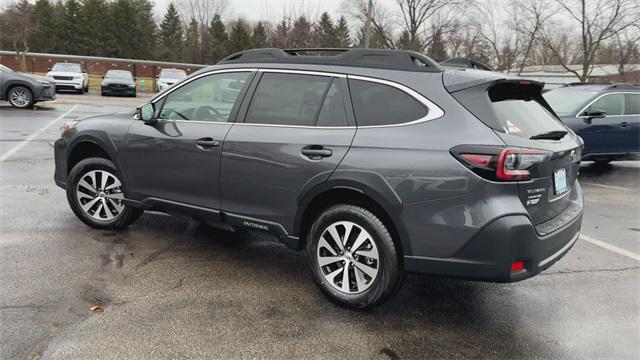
[217,48,442,73]
[605,83,640,90]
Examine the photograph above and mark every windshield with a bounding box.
[105,70,133,79]
[543,88,598,116]
[52,63,82,73]
[160,69,187,79]
[0,64,14,73]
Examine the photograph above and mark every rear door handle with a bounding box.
[195,137,220,149]
[619,122,630,127]
[301,146,332,159]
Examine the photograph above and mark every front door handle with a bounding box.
[619,122,630,127]
[195,137,220,149]
[301,146,332,159]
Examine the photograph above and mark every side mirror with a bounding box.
[137,103,156,124]
[582,109,606,124]
[47,68,51,72]
[82,69,87,73]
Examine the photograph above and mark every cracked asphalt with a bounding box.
[1,94,639,359]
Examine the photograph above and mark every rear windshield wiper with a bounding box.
[530,130,568,140]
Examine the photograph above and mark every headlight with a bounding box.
[61,121,79,134]
[74,75,83,80]
[128,84,135,88]
[38,80,52,87]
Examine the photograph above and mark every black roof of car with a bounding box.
[218,48,443,73]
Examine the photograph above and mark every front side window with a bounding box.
[349,79,427,126]
[158,72,250,122]
[245,73,333,126]
[585,93,625,116]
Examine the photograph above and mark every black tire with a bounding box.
[78,86,85,95]
[305,204,403,309]
[7,85,35,109]
[594,159,611,165]
[66,157,142,230]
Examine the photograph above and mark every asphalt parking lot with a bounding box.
[1,93,639,359]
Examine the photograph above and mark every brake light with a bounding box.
[451,146,550,182]
[511,260,525,272]
[460,154,492,167]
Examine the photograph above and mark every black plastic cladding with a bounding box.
[218,48,443,73]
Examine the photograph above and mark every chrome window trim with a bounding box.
[576,91,639,118]
[150,68,258,104]
[347,75,444,128]
[148,67,445,128]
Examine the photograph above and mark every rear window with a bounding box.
[349,79,427,126]
[453,81,567,139]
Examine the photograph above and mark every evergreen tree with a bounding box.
[105,0,156,59]
[334,16,350,48]
[314,12,335,48]
[59,0,82,54]
[30,0,59,53]
[77,0,109,56]
[252,21,267,48]
[132,0,157,59]
[184,18,200,63]
[289,16,313,48]
[427,27,447,61]
[227,19,251,54]
[395,31,412,50]
[158,3,183,61]
[209,14,228,62]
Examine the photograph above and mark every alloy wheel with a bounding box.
[75,170,125,221]
[316,221,380,294]
[9,87,32,108]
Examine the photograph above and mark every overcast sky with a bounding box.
[151,0,367,22]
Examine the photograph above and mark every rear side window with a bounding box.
[349,79,427,126]
[245,73,333,126]
[453,82,566,139]
[586,93,625,116]
[626,94,640,115]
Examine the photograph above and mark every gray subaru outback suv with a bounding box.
[54,49,584,308]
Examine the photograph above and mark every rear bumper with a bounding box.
[405,185,583,282]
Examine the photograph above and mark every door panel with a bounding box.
[124,70,253,213]
[220,125,355,233]
[577,93,626,155]
[621,93,640,153]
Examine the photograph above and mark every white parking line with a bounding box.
[581,181,639,193]
[581,234,640,262]
[0,105,78,163]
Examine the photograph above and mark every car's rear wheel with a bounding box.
[66,157,142,229]
[8,86,34,109]
[305,204,403,309]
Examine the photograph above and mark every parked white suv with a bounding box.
[46,63,89,94]
[156,68,187,92]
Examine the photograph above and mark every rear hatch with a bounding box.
[447,76,583,226]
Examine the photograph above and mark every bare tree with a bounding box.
[177,0,228,27]
[394,0,459,52]
[510,0,554,74]
[539,0,640,82]
[470,0,519,71]
[612,25,640,76]
[0,1,36,71]
[342,0,395,48]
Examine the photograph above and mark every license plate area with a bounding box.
[554,168,568,195]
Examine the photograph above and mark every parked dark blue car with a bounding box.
[544,83,640,163]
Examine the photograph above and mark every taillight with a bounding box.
[496,148,549,180]
[451,145,550,182]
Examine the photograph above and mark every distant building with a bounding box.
[516,64,640,89]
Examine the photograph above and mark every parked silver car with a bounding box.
[0,64,56,108]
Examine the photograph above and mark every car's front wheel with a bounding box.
[305,204,403,309]
[66,157,142,229]
[8,86,34,109]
